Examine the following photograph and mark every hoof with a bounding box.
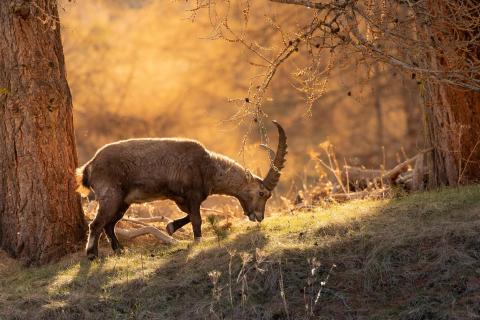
[194,237,202,243]
[166,222,175,236]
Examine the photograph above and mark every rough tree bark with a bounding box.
[418,1,480,186]
[422,82,480,186]
[0,1,86,265]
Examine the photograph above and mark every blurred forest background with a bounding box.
[3,0,480,314]
[60,0,423,197]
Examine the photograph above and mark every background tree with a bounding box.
[63,0,423,189]
[416,1,480,186]
[0,0,86,265]
[185,0,479,187]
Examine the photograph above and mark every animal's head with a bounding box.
[238,121,287,222]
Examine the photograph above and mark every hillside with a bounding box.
[1,185,480,319]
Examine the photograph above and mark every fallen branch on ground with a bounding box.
[85,216,179,243]
[342,148,433,190]
[115,226,178,244]
[383,148,432,181]
[121,217,186,233]
[123,216,171,224]
[82,206,226,245]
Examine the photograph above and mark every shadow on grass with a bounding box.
[24,228,269,320]
[4,186,480,319]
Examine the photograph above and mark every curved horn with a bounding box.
[263,121,287,191]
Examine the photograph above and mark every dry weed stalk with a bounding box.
[278,261,290,320]
[206,247,339,319]
[208,270,223,318]
[185,0,480,186]
[227,249,237,309]
[186,0,480,117]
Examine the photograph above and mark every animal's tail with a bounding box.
[75,163,92,197]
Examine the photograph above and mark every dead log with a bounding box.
[396,170,413,182]
[383,156,416,181]
[396,170,413,190]
[341,148,433,190]
[342,166,383,189]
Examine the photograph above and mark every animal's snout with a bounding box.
[254,212,264,222]
[248,212,264,222]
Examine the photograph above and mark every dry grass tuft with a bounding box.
[1,185,480,319]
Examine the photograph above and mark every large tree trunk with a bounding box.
[0,1,86,265]
[417,1,480,186]
[422,83,480,186]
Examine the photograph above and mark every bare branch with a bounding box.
[269,0,330,10]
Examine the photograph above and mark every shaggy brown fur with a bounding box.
[76,121,287,259]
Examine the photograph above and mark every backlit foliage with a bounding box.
[60,0,471,189]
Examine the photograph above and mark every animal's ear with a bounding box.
[244,170,254,183]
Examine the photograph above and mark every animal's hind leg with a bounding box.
[86,190,124,260]
[166,200,191,235]
[104,203,129,253]
[166,215,190,235]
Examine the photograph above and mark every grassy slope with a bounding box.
[1,185,480,320]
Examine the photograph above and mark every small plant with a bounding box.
[208,270,222,319]
[206,247,337,320]
[207,214,231,242]
[308,260,337,317]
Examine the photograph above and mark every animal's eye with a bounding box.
[259,191,265,197]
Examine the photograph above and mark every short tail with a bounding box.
[75,163,91,197]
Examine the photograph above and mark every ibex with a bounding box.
[76,121,287,259]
